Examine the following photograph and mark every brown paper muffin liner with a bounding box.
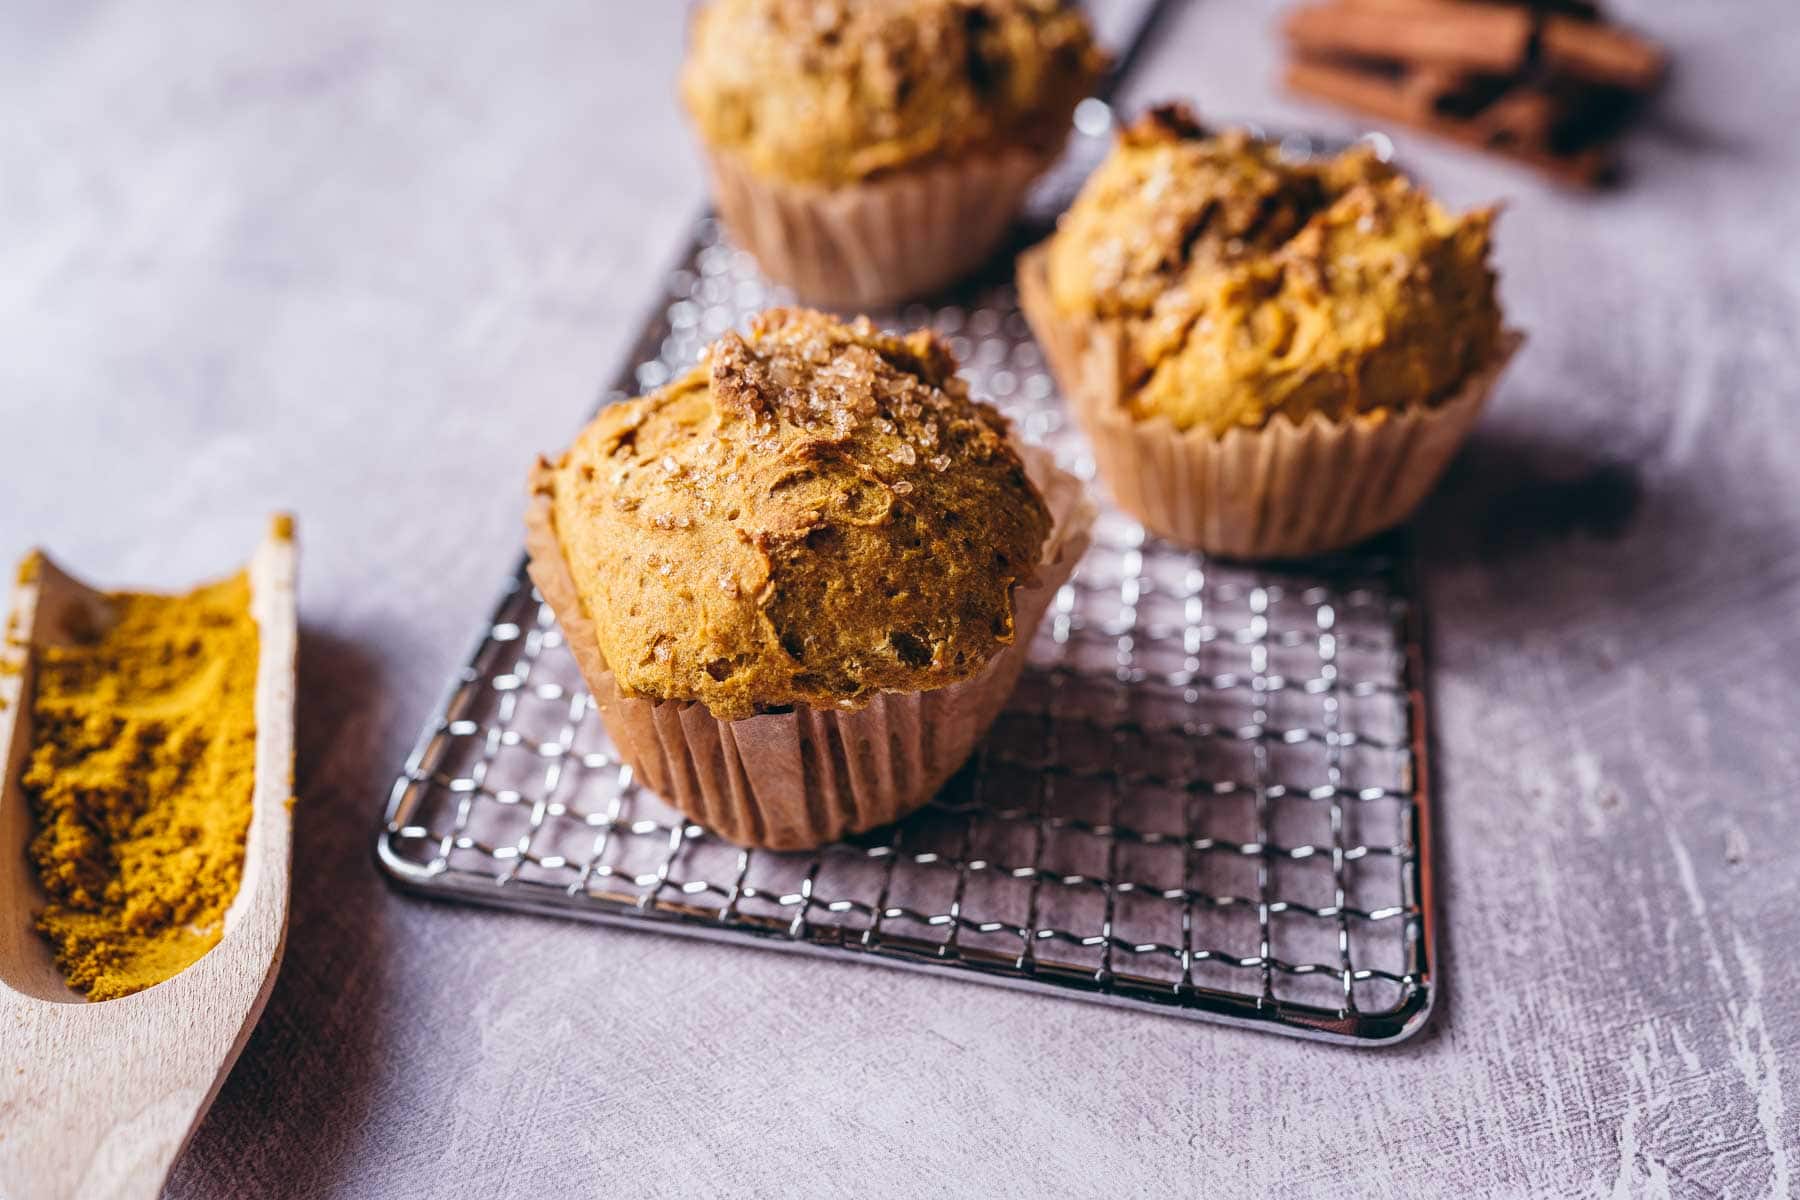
[525,444,1094,851]
[1018,245,1524,559]
[704,144,1060,308]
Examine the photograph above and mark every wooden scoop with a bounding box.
[0,522,297,1200]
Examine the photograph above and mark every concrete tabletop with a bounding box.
[4,1,1796,1196]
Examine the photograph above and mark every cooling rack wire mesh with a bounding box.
[378,4,1436,1045]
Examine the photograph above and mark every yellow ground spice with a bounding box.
[0,561,28,710]
[24,572,258,1001]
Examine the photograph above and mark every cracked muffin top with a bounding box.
[680,0,1105,187]
[535,308,1052,721]
[1045,104,1503,434]
[1045,105,1393,324]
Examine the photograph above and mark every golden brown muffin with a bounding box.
[536,308,1052,722]
[1018,102,1517,558]
[681,0,1105,188]
[1042,103,1501,437]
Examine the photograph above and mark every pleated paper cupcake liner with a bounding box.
[1018,244,1523,559]
[704,144,1060,309]
[525,444,1094,851]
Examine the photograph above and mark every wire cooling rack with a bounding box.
[376,4,1437,1046]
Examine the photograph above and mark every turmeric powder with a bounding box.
[0,567,26,711]
[24,572,258,1001]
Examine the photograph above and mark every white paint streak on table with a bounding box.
[1,2,1795,1196]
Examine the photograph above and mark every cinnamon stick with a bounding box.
[1403,66,1469,119]
[1284,1,1533,74]
[1285,57,1617,186]
[1541,16,1668,91]
[1338,0,1599,24]
[1474,86,1564,150]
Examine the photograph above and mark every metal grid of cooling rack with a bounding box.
[376,8,1438,1044]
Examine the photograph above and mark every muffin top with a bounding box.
[1045,105,1386,323]
[681,0,1105,187]
[1045,104,1502,434]
[1131,175,1502,432]
[539,308,1052,721]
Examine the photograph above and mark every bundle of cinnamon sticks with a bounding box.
[1281,0,1667,185]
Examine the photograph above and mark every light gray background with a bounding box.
[4,2,1797,1196]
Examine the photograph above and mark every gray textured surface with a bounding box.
[2,2,1796,1196]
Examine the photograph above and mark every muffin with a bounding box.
[527,308,1093,849]
[1019,103,1522,558]
[681,0,1106,307]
